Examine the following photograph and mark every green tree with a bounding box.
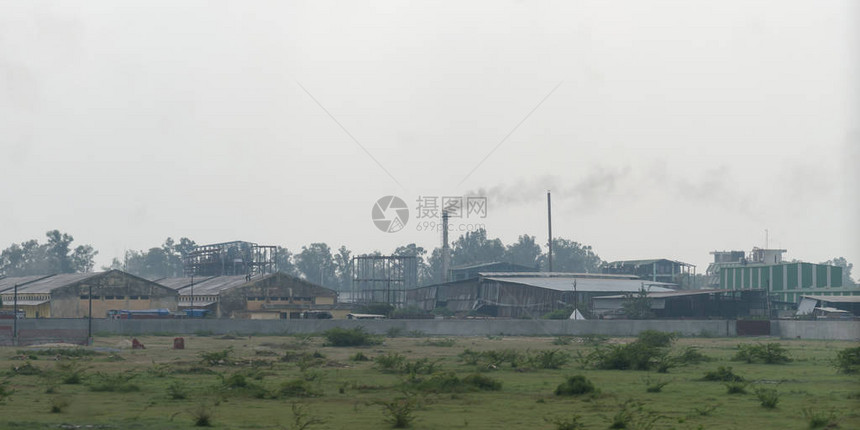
[821,257,855,287]
[504,234,542,269]
[450,228,505,267]
[333,246,353,290]
[71,245,98,273]
[295,243,336,288]
[275,246,297,276]
[0,231,96,276]
[622,286,655,319]
[543,238,602,273]
[394,243,429,286]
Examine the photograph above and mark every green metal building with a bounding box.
[720,263,859,303]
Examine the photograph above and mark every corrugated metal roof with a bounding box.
[483,276,675,293]
[604,259,694,267]
[592,289,732,299]
[175,274,267,295]
[0,275,55,293]
[3,299,49,306]
[8,273,101,294]
[156,276,216,290]
[479,272,640,280]
[800,295,860,304]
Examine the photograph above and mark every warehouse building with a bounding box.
[0,270,178,318]
[408,272,675,318]
[448,262,539,282]
[157,272,342,319]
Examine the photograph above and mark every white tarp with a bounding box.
[569,308,587,320]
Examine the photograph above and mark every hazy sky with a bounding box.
[1,1,857,275]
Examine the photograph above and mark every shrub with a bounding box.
[724,381,749,394]
[24,348,98,359]
[461,373,503,391]
[546,415,585,430]
[552,336,573,346]
[528,350,571,370]
[802,408,840,429]
[88,371,140,393]
[323,327,382,347]
[10,361,43,376]
[377,396,418,428]
[0,380,13,402]
[587,342,665,371]
[702,366,744,382]
[374,353,407,373]
[191,404,213,427]
[643,377,670,393]
[54,361,89,384]
[554,375,596,396]
[833,346,860,374]
[410,372,502,393]
[637,330,677,348]
[607,400,661,430]
[732,343,791,364]
[275,379,319,398]
[350,352,371,362]
[386,327,405,338]
[673,347,711,365]
[50,397,70,413]
[288,402,326,430]
[422,338,456,347]
[199,347,234,366]
[167,380,188,400]
[754,387,780,408]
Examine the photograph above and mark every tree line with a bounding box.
[1,229,855,292]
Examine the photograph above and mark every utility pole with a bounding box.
[13,283,18,346]
[190,274,194,316]
[547,191,553,272]
[87,281,94,345]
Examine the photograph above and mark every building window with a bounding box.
[105,295,115,300]
[140,295,149,300]
[130,296,139,300]
[80,295,89,300]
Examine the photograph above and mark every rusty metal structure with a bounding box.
[351,255,418,307]
[183,241,276,277]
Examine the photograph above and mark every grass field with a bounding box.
[0,332,857,429]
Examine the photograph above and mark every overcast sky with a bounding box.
[1,1,857,275]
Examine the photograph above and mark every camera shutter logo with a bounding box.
[372,196,409,233]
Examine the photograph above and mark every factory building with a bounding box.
[157,272,342,319]
[0,270,178,318]
[720,262,856,304]
[408,272,675,318]
[448,262,539,282]
[602,259,695,285]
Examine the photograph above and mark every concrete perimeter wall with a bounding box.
[771,320,860,341]
[1,319,856,341]
[3,319,735,338]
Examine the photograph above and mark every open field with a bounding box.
[0,333,857,429]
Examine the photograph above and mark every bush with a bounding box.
[50,397,69,413]
[702,366,744,382]
[458,349,524,370]
[275,379,319,398]
[546,415,585,430]
[408,372,501,393]
[802,408,840,429]
[552,336,573,346]
[23,348,99,359]
[350,352,371,362]
[732,343,791,364]
[673,347,711,365]
[643,377,670,393]
[587,342,666,371]
[377,396,418,428]
[755,387,780,408]
[10,361,43,376]
[421,338,456,347]
[54,361,89,384]
[833,346,860,374]
[191,404,214,427]
[542,307,573,320]
[199,347,234,366]
[322,327,382,347]
[607,400,661,430]
[528,350,571,370]
[724,381,749,394]
[637,330,677,348]
[554,375,596,396]
[374,353,407,373]
[0,380,13,403]
[88,371,140,393]
[167,380,188,400]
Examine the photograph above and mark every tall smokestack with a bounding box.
[547,191,553,272]
[441,210,450,282]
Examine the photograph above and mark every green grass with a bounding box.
[0,336,857,429]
